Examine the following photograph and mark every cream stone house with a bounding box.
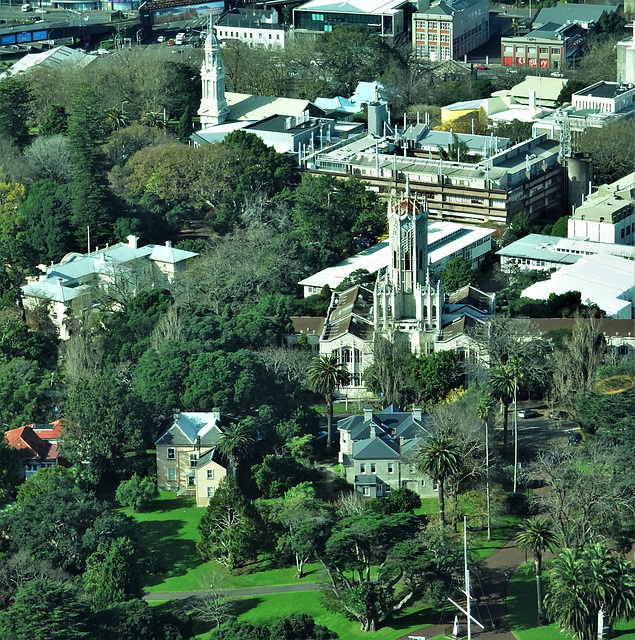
[155,411,235,507]
[22,236,197,339]
[338,405,435,499]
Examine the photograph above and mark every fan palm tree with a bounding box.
[515,516,557,624]
[476,396,496,540]
[216,421,254,480]
[307,354,350,450]
[416,433,461,527]
[141,111,164,128]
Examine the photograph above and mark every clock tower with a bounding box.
[198,26,229,127]
[374,189,443,351]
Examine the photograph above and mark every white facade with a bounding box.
[568,171,635,245]
[198,32,229,127]
[214,24,285,48]
[572,81,635,114]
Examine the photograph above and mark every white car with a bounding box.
[550,71,565,78]
[34,7,47,13]
[157,35,166,43]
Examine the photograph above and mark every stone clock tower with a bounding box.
[374,189,444,352]
[198,26,229,127]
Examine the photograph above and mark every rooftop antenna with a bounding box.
[405,173,411,197]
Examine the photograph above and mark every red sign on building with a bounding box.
[540,59,549,67]
[516,56,525,65]
[528,58,537,67]
[503,56,513,66]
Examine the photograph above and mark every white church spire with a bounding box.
[198,15,229,127]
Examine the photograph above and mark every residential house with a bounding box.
[155,411,235,507]
[5,425,59,478]
[338,405,434,498]
[21,236,198,340]
[214,8,287,48]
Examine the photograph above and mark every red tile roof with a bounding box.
[30,420,63,441]
[4,426,56,461]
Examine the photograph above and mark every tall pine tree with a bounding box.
[67,84,112,246]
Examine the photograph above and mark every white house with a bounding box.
[22,236,197,339]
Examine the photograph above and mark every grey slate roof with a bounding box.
[155,412,236,447]
[355,474,379,485]
[339,405,431,463]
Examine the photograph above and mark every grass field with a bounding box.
[191,591,447,640]
[507,564,635,640]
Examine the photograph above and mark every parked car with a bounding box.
[551,71,565,77]
[549,410,567,420]
[518,409,539,419]
[166,39,175,46]
[568,433,582,446]
[475,64,488,70]
[157,35,166,42]
[34,7,47,12]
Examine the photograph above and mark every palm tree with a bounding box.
[489,358,523,489]
[476,396,496,540]
[307,354,350,451]
[106,107,128,131]
[141,111,164,128]
[545,544,635,640]
[416,433,461,527]
[515,516,557,624]
[216,421,254,480]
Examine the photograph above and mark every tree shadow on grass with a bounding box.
[230,596,264,616]
[140,519,202,587]
[615,628,635,637]
[381,606,442,632]
[145,497,197,513]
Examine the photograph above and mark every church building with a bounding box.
[319,189,495,395]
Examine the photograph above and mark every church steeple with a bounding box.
[198,20,229,127]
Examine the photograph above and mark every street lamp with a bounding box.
[121,100,128,113]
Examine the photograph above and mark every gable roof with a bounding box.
[155,412,236,447]
[339,406,431,462]
[196,446,227,469]
[5,426,55,461]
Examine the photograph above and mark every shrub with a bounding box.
[115,474,158,512]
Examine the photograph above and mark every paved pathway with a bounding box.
[147,540,528,640]
[395,540,525,640]
[144,582,322,601]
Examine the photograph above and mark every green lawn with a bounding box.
[193,591,446,640]
[507,564,635,640]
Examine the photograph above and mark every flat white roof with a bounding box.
[498,233,635,262]
[522,253,635,318]
[299,222,493,290]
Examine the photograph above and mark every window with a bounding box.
[362,486,371,496]
[187,476,195,487]
[207,469,214,480]
[207,487,215,497]
[360,463,366,473]
[25,463,38,472]
[189,453,198,468]
[370,463,376,473]
[617,345,629,356]
[385,485,392,494]
[388,463,394,474]
[167,467,177,482]
[167,448,175,460]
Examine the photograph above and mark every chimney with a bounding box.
[211,406,221,425]
[413,406,422,421]
[528,89,536,112]
[100,253,105,262]
[173,410,180,422]
[127,235,139,249]
[57,278,63,287]
[165,240,172,248]
[370,423,376,439]
[364,406,373,421]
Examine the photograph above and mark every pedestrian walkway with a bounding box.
[396,540,525,640]
[144,581,322,601]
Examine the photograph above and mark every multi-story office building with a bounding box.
[412,0,489,61]
[292,0,411,39]
[304,133,563,225]
[501,22,585,70]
